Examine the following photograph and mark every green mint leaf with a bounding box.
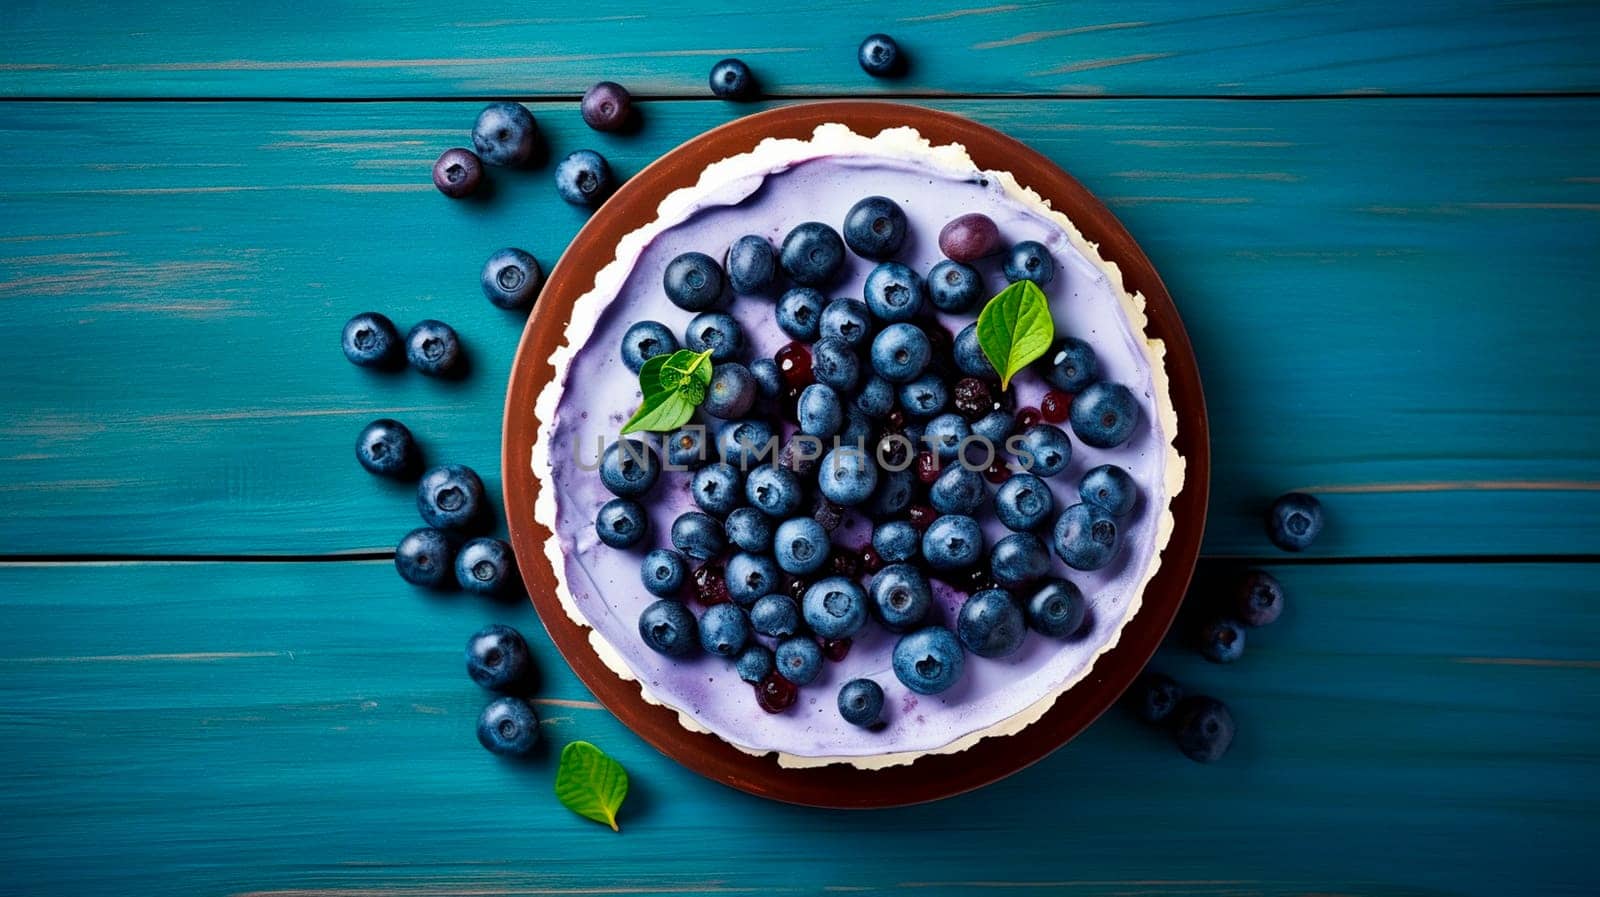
[661,348,714,389]
[976,279,1054,390]
[619,390,694,435]
[621,348,715,434]
[554,741,628,832]
[637,353,671,397]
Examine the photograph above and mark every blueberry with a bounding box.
[580,81,631,132]
[899,373,949,418]
[356,418,420,478]
[716,419,777,468]
[930,464,986,516]
[840,408,873,448]
[341,311,402,368]
[991,532,1050,589]
[599,439,660,498]
[395,527,455,588]
[819,297,874,348]
[670,511,726,560]
[923,413,971,462]
[953,322,998,380]
[818,446,879,506]
[640,548,688,597]
[1025,577,1086,637]
[855,375,896,416]
[726,552,780,606]
[801,576,868,640]
[839,678,886,727]
[480,247,542,310]
[971,409,1013,447]
[477,697,540,757]
[698,603,751,657]
[872,520,920,564]
[639,599,699,657]
[665,425,711,469]
[620,320,678,374]
[797,383,844,437]
[405,319,462,377]
[781,222,845,286]
[465,624,533,692]
[658,252,724,312]
[745,465,803,517]
[709,57,756,99]
[922,514,983,570]
[773,517,830,575]
[691,463,742,517]
[807,339,857,393]
[748,357,782,399]
[1199,618,1246,663]
[843,196,907,260]
[1015,424,1072,477]
[1004,240,1056,285]
[776,636,823,685]
[686,311,744,363]
[939,213,1001,262]
[776,287,825,341]
[1235,570,1285,627]
[857,32,902,76]
[927,260,983,313]
[1266,492,1323,552]
[869,563,932,631]
[703,363,757,420]
[455,537,516,597]
[472,102,539,167]
[1171,696,1235,763]
[995,472,1055,532]
[417,464,486,531]
[736,644,775,683]
[892,627,965,695]
[595,497,648,548]
[1080,465,1137,516]
[751,593,801,638]
[432,148,483,198]
[1070,382,1140,449]
[726,234,777,295]
[870,323,932,384]
[554,149,614,206]
[866,468,915,517]
[1130,672,1183,724]
[958,588,1026,658]
[1039,337,1097,392]
[1052,503,1119,571]
[725,508,774,553]
[863,262,926,322]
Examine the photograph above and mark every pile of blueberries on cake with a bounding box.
[590,196,1149,729]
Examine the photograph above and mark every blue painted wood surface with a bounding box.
[1,3,1597,895]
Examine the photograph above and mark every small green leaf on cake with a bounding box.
[554,741,629,832]
[620,389,695,435]
[620,348,714,434]
[976,280,1054,390]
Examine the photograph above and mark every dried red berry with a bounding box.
[915,451,941,485]
[820,637,851,661]
[951,377,995,421]
[692,561,730,605]
[1016,407,1042,429]
[1040,390,1072,423]
[775,341,814,391]
[756,672,799,713]
[906,504,937,531]
[984,461,1010,484]
[860,545,884,574]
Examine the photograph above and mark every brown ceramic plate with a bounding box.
[503,102,1209,808]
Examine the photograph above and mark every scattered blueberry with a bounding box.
[554,149,614,206]
[726,234,777,295]
[395,527,455,588]
[776,287,825,341]
[869,563,932,631]
[1024,578,1086,637]
[465,624,533,692]
[870,323,932,384]
[665,425,711,469]
[726,552,780,606]
[863,261,926,322]
[892,627,965,695]
[750,593,801,639]
[749,357,782,399]
[1053,503,1119,571]
[819,297,874,348]
[620,320,679,373]
[477,697,540,757]
[958,588,1026,658]
[725,508,774,553]
[1130,672,1184,725]
[735,644,775,683]
[994,472,1054,532]
[356,418,419,478]
[703,363,757,420]
[773,516,830,575]
[971,409,1014,447]
[899,373,949,418]
[927,464,983,516]
[797,383,844,437]
[839,678,886,728]
[872,520,921,564]
[745,465,803,517]
[342,311,402,368]
[1266,492,1324,552]
[855,374,896,416]
[990,532,1050,589]
[843,195,907,260]
[953,322,999,379]
[927,259,983,313]
[1004,240,1056,285]
[776,636,824,685]
[432,148,483,198]
[709,57,756,99]
[699,603,751,657]
[664,252,726,311]
[1080,465,1138,516]
[1171,696,1235,763]
[857,33,902,77]
[417,464,486,531]
[405,319,462,377]
[686,311,744,363]
[1015,423,1072,477]
[817,446,879,506]
[717,418,776,468]
[939,213,1001,262]
[639,599,699,656]
[670,511,726,560]
[455,537,516,597]
[781,222,846,287]
[1070,382,1140,449]
[803,576,868,639]
[472,102,540,167]
[1040,337,1097,392]
[922,514,984,570]
[596,497,648,548]
[812,337,862,391]
[640,548,688,597]
[599,439,660,498]
[1235,570,1284,627]
[691,463,743,516]
[580,81,631,132]
[1199,618,1246,664]
[480,247,542,310]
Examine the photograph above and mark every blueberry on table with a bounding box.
[416,464,487,531]
[699,603,751,657]
[640,548,688,597]
[750,593,801,639]
[1024,577,1086,638]
[1040,336,1098,392]
[776,287,825,341]
[472,102,540,167]
[703,363,757,420]
[802,576,868,640]
[663,251,726,311]
[1266,492,1324,552]
[773,516,830,575]
[869,563,932,632]
[1198,618,1246,664]
[857,33,903,77]
[1235,570,1285,627]
[455,537,517,597]
[341,311,402,368]
[405,319,463,377]
[580,81,631,132]
[598,439,660,498]
[596,498,648,549]
[870,323,932,384]
[465,624,533,692]
[872,521,921,565]
[745,466,803,518]
[1171,696,1235,763]
[781,222,846,287]
[355,418,419,478]
[922,514,984,570]
[395,527,456,588]
[709,57,756,99]
[725,507,774,553]
[953,322,999,380]
[1070,382,1140,449]
[892,627,965,695]
[1130,672,1184,725]
[843,195,907,260]
[670,511,726,561]
[735,644,775,684]
[432,147,483,198]
[775,636,823,685]
[958,588,1026,658]
[726,234,777,295]
[1053,503,1120,571]
[726,552,780,606]
[939,213,1001,262]
[995,472,1054,532]
[990,532,1051,589]
[839,678,886,728]
[477,696,540,757]
[620,320,679,374]
[638,599,699,657]
[554,149,614,206]
[480,247,542,310]
[927,259,983,313]
[1004,240,1056,286]
[1080,464,1137,516]
[1015,423,1073,477]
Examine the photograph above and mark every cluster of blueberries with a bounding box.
[466,624,544,758]
[591,194,1149,728]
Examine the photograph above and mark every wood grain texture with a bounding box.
[0,560,1592,896]
[1,1,1598,98]
[1,98,1597,557]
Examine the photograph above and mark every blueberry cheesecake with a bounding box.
[531,124,1183,769]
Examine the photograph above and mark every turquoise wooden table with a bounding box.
[2,2,1597,894]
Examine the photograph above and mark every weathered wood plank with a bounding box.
[0,559,1592,895]
[1,1,1598,98]
[1,99,1597,557]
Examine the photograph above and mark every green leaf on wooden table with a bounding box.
[621,348,714,435]
[554,741,629,832]
[976,280,1055,391]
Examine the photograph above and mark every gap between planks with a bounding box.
[1,91,1599,104]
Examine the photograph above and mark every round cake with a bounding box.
[530,123,1183,769]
